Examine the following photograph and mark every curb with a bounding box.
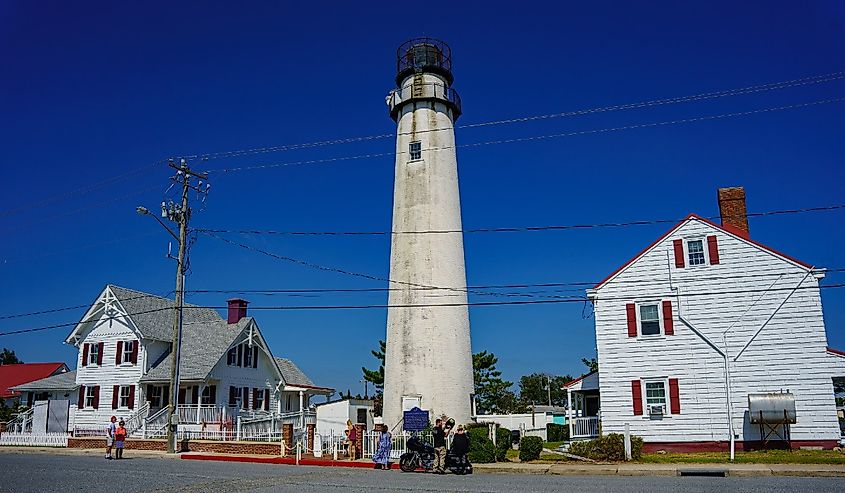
[181,453,399,469]
[472,463,845,477]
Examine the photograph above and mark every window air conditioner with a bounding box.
[648,405,664,415]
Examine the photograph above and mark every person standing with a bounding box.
[450,425,470,474]
[105,416,117,460]
[372,424,392,470]
[432,418,450,474]
[114,420,127,459]
[346,419,358,460]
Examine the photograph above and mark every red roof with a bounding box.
[828,347,845,358]
[0,363,67,399]
[563,370,597,389]
[592,213,814,290]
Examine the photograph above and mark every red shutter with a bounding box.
[178,388,186,405]
[264,389,270,411]
[78,386,86,409]
[97,343,104,365]
[191,386,199,404]
[229,386,236,406]
[242,387,249,409]
[707,235,720,265]
[209,385,216,403]
[662,300,674,335]
[253,388,260,409]
[115,341,123,365]
[112,385,119,409]
[673,239,685,268]
[93,386,100,409]
[131,342,139,365]
[626,303,637,337]
[669,378,680,414]
[128,385,136,410]
[237,345,243,367]
[631,380,643,416]
[82,344,89,367]
[253,347,259,368]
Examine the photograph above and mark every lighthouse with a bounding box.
[382,38,474,428]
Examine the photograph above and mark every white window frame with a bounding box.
[642,378,670,416]
[638,302,662,337]
[686,238,708,267]
[88,343,99,365]
[409,141,422,161]
[121,341,134,364]
[243,344,253,368]
[118,385,131,408]
[85,386,97,408]
[254,389,264,410]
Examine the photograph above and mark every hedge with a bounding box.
[547,423,569,442]
[518,436,543,461]
[465,425,511,463]
[567,433,644,461]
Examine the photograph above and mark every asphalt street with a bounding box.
[0,452,843,493]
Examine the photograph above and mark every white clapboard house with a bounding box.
[583,187,843,451]
[9,285,331,439]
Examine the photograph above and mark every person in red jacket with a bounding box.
[114,420,127,459]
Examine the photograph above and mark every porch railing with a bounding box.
[177,404,225,424]
[124,402,150,435]
[572,416,599,438]
[8,408,34,434]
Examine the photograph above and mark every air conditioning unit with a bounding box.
[648,405,664,416]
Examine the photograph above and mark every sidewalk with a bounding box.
[473,461,845,477]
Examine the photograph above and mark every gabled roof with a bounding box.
[563,370,599,391]
[66,285,223,343]
[0,363,69,398]
[592,214,815,291]
[140,317,253,383]
[274,357,327,390]
[11,370,78,392]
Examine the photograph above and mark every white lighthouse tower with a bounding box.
[382,38,474,429]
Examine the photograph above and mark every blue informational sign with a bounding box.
[403,407,430,431]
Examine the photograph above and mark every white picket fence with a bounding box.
[314,431,440,460]
[0,432,69,447]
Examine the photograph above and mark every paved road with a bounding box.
[0,452,843,493]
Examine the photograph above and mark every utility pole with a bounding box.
[137,158,209,454]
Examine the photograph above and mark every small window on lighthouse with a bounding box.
[409,141,422,161]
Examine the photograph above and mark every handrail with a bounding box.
[124,402,150,434]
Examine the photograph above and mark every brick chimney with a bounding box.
[717,187,750,239]
[227,298,249,324]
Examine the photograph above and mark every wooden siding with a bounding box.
[73,313,145,428]
[208,331,284,412]
[593,218,840,443]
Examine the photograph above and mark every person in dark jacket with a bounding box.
[450,425,469,457]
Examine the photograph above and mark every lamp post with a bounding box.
[137,159,208,453]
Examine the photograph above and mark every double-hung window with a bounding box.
[119,386,131,408]
[227,347,237,366]
[243,345,253,368]
[645,381,667,414]
[85,387,97,407]
[639,304,661,336]
[687,239,706,266]
[149,386,163,408]
[88,344,100,365]
[122,341,134,364]
[409,141,422,161]
[254,389,264,410]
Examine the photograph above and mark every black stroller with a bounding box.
[399,436,472,474]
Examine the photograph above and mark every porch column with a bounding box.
[298,390,304,430]
[567,388,574,439]
[198,384,205,424]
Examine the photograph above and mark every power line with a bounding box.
[209,96,845,174]
[183,70,845,163]
[3,283,843,337]
[195,204,845,236]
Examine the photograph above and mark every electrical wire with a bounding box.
[209,96,845,173]
[2,283,843,337]
[195,204,845,236]
[182,70,845,163]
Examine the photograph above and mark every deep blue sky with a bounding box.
[1,1,844,398]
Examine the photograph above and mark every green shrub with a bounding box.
[519,436,543,462]
[567,434,644,461]
[495,427,511,461]
[467,426,497,463]
[547,423,569,442]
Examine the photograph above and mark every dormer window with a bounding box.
[687,239,706,266]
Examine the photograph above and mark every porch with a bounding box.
[565,371,601,439]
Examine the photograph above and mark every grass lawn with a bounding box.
[640,449,845,464]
